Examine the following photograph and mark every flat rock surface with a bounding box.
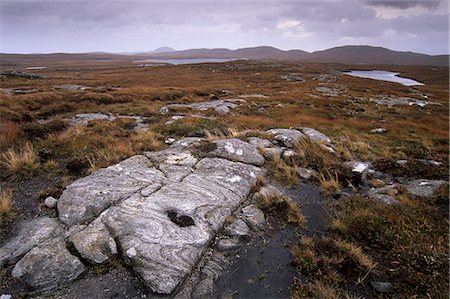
[12,238,85,292]
[0,217,63,267]
[211,138,265,166]
[58,155,166,226]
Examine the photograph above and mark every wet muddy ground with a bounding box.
[214,182,329,298]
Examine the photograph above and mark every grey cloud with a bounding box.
[364,0,441,9]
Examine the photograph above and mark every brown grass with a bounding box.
[1,143,40,174]
[330,195,449,298]
[317,170,340,193]
[0,189,14,224]
[258,194,305,227]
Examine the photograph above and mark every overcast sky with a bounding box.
[1,0,448,54]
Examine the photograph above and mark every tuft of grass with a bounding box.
[267,153,299,187]
[1,143,40,174]
[292,138,342,173]
[0,189,14,223]
[258,194,305,227]
[317,170,340,193]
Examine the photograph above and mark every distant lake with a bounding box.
[26,66,47,70]
[342,70,424,86]
[133,58,247,65]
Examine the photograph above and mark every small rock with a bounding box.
[224,219,250,237]
[261,147,284,159]
[343,161,370,173]
[282,149,297,159]
[369,193,399,205]
[165,138,176,144]
[332,191,341,199]
[1,294,12,299]
[253,184,284,200]
[44,196,58,208]
[247,137,272,149]
[370,128,388,134]
[370,281,393,293]
[297,167,317,180]
[216,238,240,251]
[241,204,265,230]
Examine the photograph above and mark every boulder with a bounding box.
[12,238,85,292]
[58,155,166,226]
[300,127,331,143]
[0,217,63,267]
[247,137,272,149]
[211,138,265,166]
[267,128,305,148]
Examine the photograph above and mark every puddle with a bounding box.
[342,70,424,86]
[132,58,247,65]
[214,182,329,298]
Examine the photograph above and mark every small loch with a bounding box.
[342,70,424,86]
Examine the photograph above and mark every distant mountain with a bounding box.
[150,46,310,60]
[153,47,176,53]
[306,45,449,66]
[145,45,448,66]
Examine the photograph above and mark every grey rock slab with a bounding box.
[70,219,117,264]
[404,179,447,198]
[253,184,284,200]
[211,138,265,166]
[160,99,245,115]
[343,161,371,173]
[12,238,86,292]
[368,193,399,205]
[0,217,64,267]
[58,155,166,226]
[98,157,263,294]
[261,147,284,159]
[241,204,265,230]
[300,127,331,143]
[267,128,305,148]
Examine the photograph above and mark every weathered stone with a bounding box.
[0,217,63,267]
[267,128,305,148]
[404,179,447,198]
[58,155,166,226]
[97,157,263,294]
[297,167,317,180]
[241,204,265,230]
[54,84,87,91]
[370,281,394,293]
[70,219,117,264]
[369,179,386,188]
[224,219,250,237]
[12,238,85,292]
[300,127,331,143]
[211,138,264,166]
[44,196,58,208]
